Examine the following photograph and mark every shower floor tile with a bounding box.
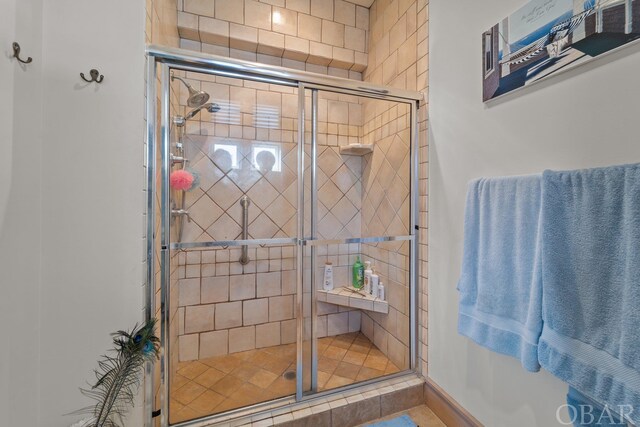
[169,332,399,424]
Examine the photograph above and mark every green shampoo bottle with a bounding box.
[352,256,364,289]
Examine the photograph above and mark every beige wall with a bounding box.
[429,0,640,425]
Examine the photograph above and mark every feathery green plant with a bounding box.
[72,319,159,427]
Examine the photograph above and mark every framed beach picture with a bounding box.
[483,0,640,101]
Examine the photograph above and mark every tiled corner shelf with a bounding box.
[317,287,388,314]
[339,144,373,156]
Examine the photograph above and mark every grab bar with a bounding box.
[239,196,250,265]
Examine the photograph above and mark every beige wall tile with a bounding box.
[200,330,229,358]
[352,51,367,72]
[179,334,199,361]
[201,276,229,303]
[243,298,269,325]
[310,0,333,20]
[330,46,354,69]
[321,20,344,47]
[327,311,349,336]
[257,271,282,297]
[179,278,201,306]
[355,5,369,30]
[281,269,296,295]
[297,13,321,42]
[199,16,229,46]
[344,26,365,52]
[397,33,416,73]
[230,273,256,300]
[272,7,298,36]
[185,304,215,333]
[308,41,333,66]
[245,0,272,30]
[283,35,310,61]
[215,0,244,24]
[389,13,407,53]
[178,11,200,40]
[184,0,215,17]
[285,0,309,14]
[269,295,293,321]
[327,100,349,124]
[229,326,256,353]
[281,319,296,344]
[202,41,230,56]
[256,322,281,348]
[215,301,243,329]
[229,23,258,51]
[258,29,285,56]
[334,0,355,26]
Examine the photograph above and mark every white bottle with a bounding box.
[370,270,379,297]
[363,261,372,294]
[378,282,385,301]
[323,262,334,291]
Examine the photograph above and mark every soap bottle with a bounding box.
[378,282,385,300]
[352,256,364,289]
[363,261,372,294]
[370,269,379,297]
[323,262,334,291]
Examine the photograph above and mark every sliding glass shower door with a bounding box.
[148,52,419,427]
[299,86,415,395]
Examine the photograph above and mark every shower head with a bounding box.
[171,75,210,107]
[184,103,221,120]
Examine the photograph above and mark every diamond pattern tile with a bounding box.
[317,147,342,177]
[189,195,224,231]
[265,195,296,228]
[208,177,242,211]
[246,178,279,211]
[191,156,225,192]
[206,213,241,241]
[227,158,261,192]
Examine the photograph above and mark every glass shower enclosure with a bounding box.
[146,45,422,427]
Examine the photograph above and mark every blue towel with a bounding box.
[538,163,640,425]
[566,387,625,426]
[458,175,543,372]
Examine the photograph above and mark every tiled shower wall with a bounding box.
[361,0,429,375]
[174,77,367,360]
[162,0,429,374]
[359,100,412,369]
[176,0,370,74]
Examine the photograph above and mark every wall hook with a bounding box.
[80,69,104,83]
[12,42,32,64]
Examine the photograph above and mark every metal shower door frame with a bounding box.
[146,46,422,427]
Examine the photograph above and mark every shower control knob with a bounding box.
[170,154,186,166]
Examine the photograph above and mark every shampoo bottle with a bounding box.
[352,256,364,289]
[323,262,334,291]
[378,282,385,301]
[363,261,372,294]
[370,269,379,297]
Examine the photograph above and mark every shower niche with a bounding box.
[148,49,420,427]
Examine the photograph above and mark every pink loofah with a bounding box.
[170,170,194,191]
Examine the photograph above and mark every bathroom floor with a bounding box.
[358,405,447,427]
[170,332,399,424]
